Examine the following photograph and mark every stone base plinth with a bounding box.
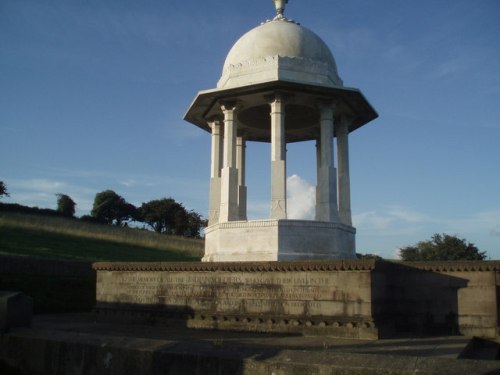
[203,219,356,262]
[93,260,500,340]
[94,260,377,339]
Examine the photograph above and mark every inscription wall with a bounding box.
[96,269,372,318]
[93,260,500,339]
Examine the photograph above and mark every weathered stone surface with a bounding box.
[184,3,379,263]
[204,219,356,262]
[94,260,500,339]
[2,315,500,375]
[373,261,500,338]
[94,260,377,339]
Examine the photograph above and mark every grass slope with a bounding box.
[0,212,203,262]
[0,212,205,314]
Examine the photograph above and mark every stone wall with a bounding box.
[372,261,499,338]
[94,260,378,339]
[93,260,500,339]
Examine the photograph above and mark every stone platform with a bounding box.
[93,260,500,340]
[1,313,500,375]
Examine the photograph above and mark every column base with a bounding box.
[208,177,221,226]
[219,167,239,222]
[316,165,339,222]
[271,160,287,219]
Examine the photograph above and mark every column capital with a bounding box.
[317,99,338,112]
[207,114,222,122]
[336,115,353,137]
[207,114,222,123]
[220,100,239,112]
[265,91,293,104]
[340,114,353,124]
[265,92,281,102]
[207,116,222,132]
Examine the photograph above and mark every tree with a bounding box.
[185,211,207,238]
[0,181,9,198]
[399,233,487,261]
[137,198,206,237]
[138,198,184,234]
[56,193,76,217]
[356,253,383,260]
[91,190,137,226]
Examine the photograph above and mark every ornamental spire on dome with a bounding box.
[273,0,288,20]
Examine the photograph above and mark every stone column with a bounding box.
[316,102,339,222]
[219,102,239,222]
[270,94,287,219]
[208,117,223,226]
[315,139,321,221]
[337,116,352,226]
[236,136,247,220]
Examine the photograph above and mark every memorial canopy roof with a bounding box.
[184,1,377,143]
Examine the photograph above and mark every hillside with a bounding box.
[0,212,204,262]
[0,212,204,313]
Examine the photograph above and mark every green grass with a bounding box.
[0,212,203,262]
[0,212,205,314]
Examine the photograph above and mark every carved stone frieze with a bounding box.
[93,259,376,272]
[218,56,343,89]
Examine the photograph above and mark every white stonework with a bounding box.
[184,2,378,262]
[337,116,352,226]
[203,219,356,262]
[218,20,343,89]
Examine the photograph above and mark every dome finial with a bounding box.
[273,0,288,19]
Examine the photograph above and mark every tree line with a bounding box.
[358,233,487,261]
[0,181,206,238]
[0,180,490,257]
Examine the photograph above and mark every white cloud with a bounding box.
[446,210,500,239]
[12,178,67,193]
[286,174,315,220]
[161,122,205,143]
[386,205,432,223]
[353,211,392,231]
[354,205,439,232]
[354,205,500,258]
[118,179,155,188]
[4,177,96,214]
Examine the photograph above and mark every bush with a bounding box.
[399,233,487,261]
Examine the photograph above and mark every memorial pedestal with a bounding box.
[203,220,356,262]
[93,260,500,340]
[94,260,378,339]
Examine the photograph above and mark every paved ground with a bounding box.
[1,313,500,374]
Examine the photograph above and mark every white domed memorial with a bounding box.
[184,0,377,262]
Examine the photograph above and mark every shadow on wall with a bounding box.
[372,262,468,338]
[93,303,285,375]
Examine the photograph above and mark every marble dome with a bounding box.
[217,19,343,89]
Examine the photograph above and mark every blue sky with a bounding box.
[1,0,499,259]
